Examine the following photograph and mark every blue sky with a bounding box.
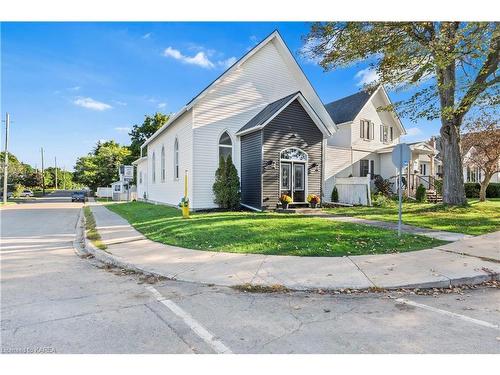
[1,22,438,170]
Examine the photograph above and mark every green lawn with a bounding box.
[105,201,446,257]
[323,199,500,236]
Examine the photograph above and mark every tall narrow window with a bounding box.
[219,131,232,161]
[360,160,369,177]
[152,152,156,183]
[161,146,166,182]
[174,138,179,179]
[360,120,373,140]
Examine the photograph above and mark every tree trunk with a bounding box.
[440,119,467,205]
[479,173,492,202]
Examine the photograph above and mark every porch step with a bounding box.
[426,190,443,203]
[275,207,323,214]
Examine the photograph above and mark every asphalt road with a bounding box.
[1,191,499,353]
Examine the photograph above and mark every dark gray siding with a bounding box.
[262,99,323,210]
[240,130,262,209]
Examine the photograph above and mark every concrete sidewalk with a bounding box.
[83,202,500,290]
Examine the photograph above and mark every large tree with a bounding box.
[304,22,499,205]
[462,115,500,201]
[127,112,170,163]
[74,140,131,192]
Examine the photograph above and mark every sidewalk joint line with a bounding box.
[347,256,377,288]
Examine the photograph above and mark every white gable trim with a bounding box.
[142,30,336,149]
[236,92,332,137]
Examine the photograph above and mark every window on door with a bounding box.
[281,164,291,190]
[294,164,305,191]
[419,163,427,175]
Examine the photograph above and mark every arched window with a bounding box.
[174,138,179,179]
[161,145,166,182]
[151,152,156,183]
[218,131,232,161]
[280,148,307,161]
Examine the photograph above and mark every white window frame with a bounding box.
[160,145,166,183]
[360,119,374,141]
[174,138,179,180]
[218,130,233,161]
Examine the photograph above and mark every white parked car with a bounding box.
[20,189,34,197]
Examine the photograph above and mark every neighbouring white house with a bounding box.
[133,30,441,210]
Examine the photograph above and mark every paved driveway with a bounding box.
[1,193,499,353]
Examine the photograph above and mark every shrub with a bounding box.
[331,186,339,202]
[415,183,427,202]
[434,179,443,195]
[373,174,393,196]
[212,155,240,210]
[372,192,391,207]
[486,183,500,198]
[465,182,500,198]
[12,184,24,198]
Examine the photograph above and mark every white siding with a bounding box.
[324,146,352,200]
[145,110,193,207]
[191,40,305,209]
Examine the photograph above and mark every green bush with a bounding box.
[434,179,443,195]
[12,184,24,198]
[372,192,391,207]
[465,182,500,198]
[415,183,427,202]
[331,186,339,202]
[373,175,392,196]
[212,155,240,210]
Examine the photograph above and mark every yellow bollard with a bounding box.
[181,169,190,218]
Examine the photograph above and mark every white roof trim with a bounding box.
[141,30,336,149]
[132,156,147,165]
[236,92,332,137]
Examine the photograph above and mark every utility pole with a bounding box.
[54,156,58,190]
[2,113,10,204]
[63,165,66,190]
[41,147,45,196]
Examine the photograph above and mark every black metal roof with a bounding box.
[237,92,300,134]
[324,90,372,124]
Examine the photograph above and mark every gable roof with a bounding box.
[324,90,372,124]
[324,86,406,134]
[141,30,336,149]
[236,91,331,137]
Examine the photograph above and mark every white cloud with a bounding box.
[142,33,152,39]
[163,46,236,70]
[114,127,131,133]
[218,56,237,69]
[113,100,127,106]
[405,127,422,137]
[355,68,380,86]
[157,102,167,109]
[73,97,112,111]
[163,47,214,68]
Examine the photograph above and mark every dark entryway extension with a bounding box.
[237,92,330,211]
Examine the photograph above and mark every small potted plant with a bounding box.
[279,194,292,209]
[307,194,320,208]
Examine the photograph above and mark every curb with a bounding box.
[73,207,500,292]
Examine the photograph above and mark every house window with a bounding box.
[161,146,166,182]
[467,166,482,182]
[280,148,307,161]
[114,184,121,192]
[420,163,427,175]
[380,125,393,143]
[174,138,179,179]
[360,160,369,177]
[219,131,232,161]
[360,120,374,140]
[152,152,156,183]
[139,171,143,184]
[360,159,375,178]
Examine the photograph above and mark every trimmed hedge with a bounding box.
[464,182,500,198]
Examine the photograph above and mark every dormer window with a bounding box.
[360,120,374,140]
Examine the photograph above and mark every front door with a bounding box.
[280,162,306,203]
